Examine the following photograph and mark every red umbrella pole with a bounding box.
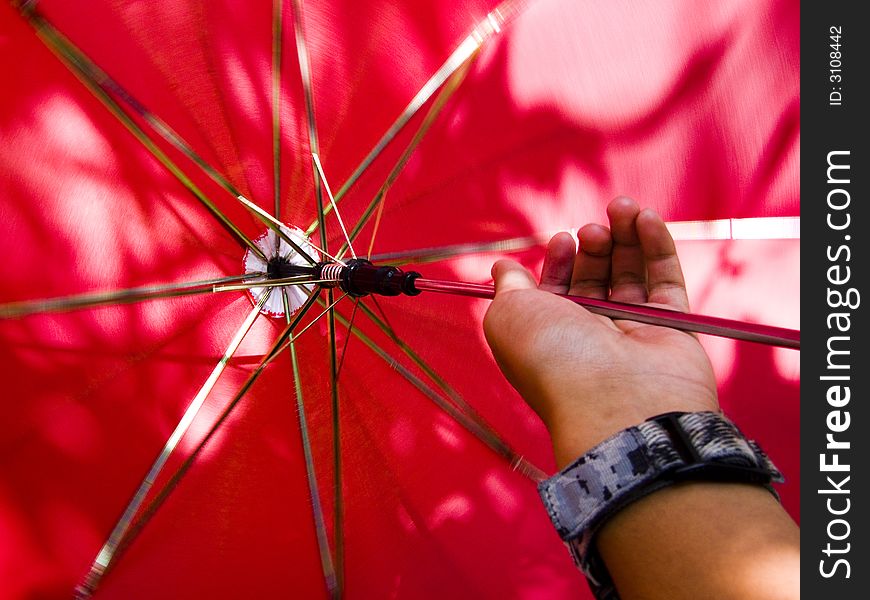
[412,277,800,350]
[313,260,800,350]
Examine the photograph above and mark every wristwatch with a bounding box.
[537,411,783,600]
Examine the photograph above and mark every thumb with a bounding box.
[492,259,537,294]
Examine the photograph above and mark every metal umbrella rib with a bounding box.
[0,273,261,319]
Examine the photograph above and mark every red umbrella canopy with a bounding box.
[0,1,798,599]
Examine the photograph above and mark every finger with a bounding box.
[636,208,690,312]
[606,196,647,303]
[569,223,612,299]
[539,232,577,293]
[491,259,537,294]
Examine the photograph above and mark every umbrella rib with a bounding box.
[273,0,285,220]
[335,300,360,381]
[78,288,324,598]
[238,199,346,265]
[233,196,322,265]
[325,290,344,596]
[285,291,340,597]
[16,6,268,261]
[330,304,544,482]
[289,0,327,243]
[0,273,262,319]
[213,276,328,293]
[289,4,344,589]
[15,4,322,265]
[313,153,358,259]
[368,216,802,267]
[304,0,532,237]
[75,290,273,598]
[367,296,397,336]
[334,56,475,261]
[279,293,346,346]
[370,234,547,267]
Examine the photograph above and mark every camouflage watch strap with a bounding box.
[537,411,783,600]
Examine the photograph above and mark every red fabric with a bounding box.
[0,1,798,598]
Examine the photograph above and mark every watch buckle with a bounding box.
[649,412,773,485]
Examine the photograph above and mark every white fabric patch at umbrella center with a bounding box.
[243,225,320,318]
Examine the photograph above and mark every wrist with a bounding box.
[542,389,720,469]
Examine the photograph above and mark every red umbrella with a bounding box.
[0,1,799,598]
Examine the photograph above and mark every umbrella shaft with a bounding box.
[412,278,800,350]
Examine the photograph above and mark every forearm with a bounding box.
[595,481,800,600]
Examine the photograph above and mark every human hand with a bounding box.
[484,197,719,468]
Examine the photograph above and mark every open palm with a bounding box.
[484,197,718,467]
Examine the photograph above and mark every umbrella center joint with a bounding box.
[242,225,320,318]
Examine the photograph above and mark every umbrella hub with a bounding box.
[242,224,421,318]
[242,225,321,318]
